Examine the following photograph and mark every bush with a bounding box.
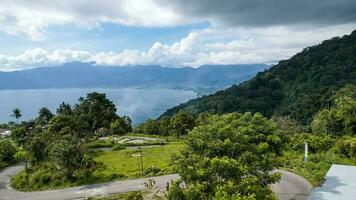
[143,166,161,176]
[334,136,356,158]
[112,144,125,151]
[0,140,17,162]
[291,133,335,153]
[87,140,114,148]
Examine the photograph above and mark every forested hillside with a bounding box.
[161,30,356,124]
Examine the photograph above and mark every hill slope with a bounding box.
[0,63,268,91]
[161,30,356,124]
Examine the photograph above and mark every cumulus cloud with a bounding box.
[0,0,187,40]
[1,0,355,41]
[0,24,354,71]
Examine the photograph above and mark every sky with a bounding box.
[0,0,355,71]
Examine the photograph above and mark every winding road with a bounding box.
[0,164,312,200]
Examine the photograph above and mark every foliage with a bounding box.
[162,31,356,124]
[333,136,356,158]
[134,112,195,137]
[87,140,115,148]
[290,133,335,153]
[11,126,28,146]
[11,108,22,123]
[74,92,118,131]
[56,102,73,115]
[282,150,356,186]
[11,143,183,191]
[0,140,17,162]
[36,107,54,125]
[312,84,356,135]
[170,113,283,199]
[170,112,195,136]
[50,136,92,178]
[110,116,132,136]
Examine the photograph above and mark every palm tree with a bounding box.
[11,108,22,124]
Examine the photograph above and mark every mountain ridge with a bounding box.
[161,30,356,124]
[0,63,269,91]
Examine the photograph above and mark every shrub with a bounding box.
[334,136,356,158]
[112,144,125,151]
[0,140,17,162]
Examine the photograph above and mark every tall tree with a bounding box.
[37,107,54,125]
[11,108,22,124]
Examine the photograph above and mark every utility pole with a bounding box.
[304,141,308,163]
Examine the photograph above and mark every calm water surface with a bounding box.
[0,88,196,125]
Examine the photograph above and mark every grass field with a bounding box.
[11,142,184,191]
[93,142,184,179]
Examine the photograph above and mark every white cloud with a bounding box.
[0,24,354,71]
[0,0,187,40]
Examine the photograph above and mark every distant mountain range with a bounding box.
[161,30,356,124]
[0,63,269,92]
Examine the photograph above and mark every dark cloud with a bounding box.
[161,0,356,27]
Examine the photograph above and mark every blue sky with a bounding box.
[0,0,355,71]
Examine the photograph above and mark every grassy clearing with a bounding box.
[93,142,184,179]
[282,151,356,186]
[11,143,184,191]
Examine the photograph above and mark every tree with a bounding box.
[25,136,47,164]
[74,92,118,131]
[47,115,84,137]
[50,137,83,178]
[170,112,283,199]
[11,126,28,147]
[37,107,54,125]
[11,108,22,124]
[0,140,17,162]
[110,116,132,135]
[170,112,195,136]
[311,84,356,135]
[56,102,73,115]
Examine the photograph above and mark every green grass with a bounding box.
[93,143,184,179]
[11,143,184,191]
[282,151,356,186]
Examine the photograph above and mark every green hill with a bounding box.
[161,30,356,124]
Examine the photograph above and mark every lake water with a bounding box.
[0,88,196,125]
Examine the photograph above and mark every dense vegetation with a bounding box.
[164,84,355,199]
[162,30,356,124]
[8,92,132,190]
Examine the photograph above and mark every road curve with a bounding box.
[271,170,313,200]
[0,164,312,200]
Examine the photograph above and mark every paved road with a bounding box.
[0,164,312,200]
[271,170,313,200]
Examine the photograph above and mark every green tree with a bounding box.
[110,116,132,135]
[50,137,83,178]
[11,108,22,124]
[56,102,73,115]
[170,112,195,136]
[170,113,283,199]
[25,136,47,164]
[37,107,54,125]
[74,92,118,131]
[47,115,83,137]
[11,126,28,147]
[0,140,17,162]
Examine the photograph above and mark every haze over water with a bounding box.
[0,88,196,125]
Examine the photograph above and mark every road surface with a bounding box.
[0,164,312,200]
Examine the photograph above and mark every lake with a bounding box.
[0,88,197,125]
